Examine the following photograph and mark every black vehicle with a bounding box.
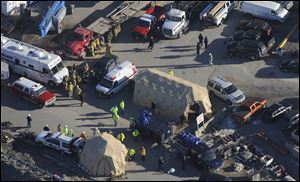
[279,58,299,73]
[263,103,291,122]
[91,54,119,83]
[280,109,299,131]
[227,39,267,60]
[237,19,272,36]
[233,29,275,48]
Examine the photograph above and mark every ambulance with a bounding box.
[95,61,138,96]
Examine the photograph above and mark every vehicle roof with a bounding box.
[167,8,185,17]
[52,132,73,143]
[13,77,44,92]
[1,35,60,66]
[239,39,265,48]
[242,1,281,9]
[141,14,155,20]
[241,97,266,107]
[209,76,232,88]
[105,61,134,80]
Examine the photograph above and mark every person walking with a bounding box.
[132,129,140,142]
[198,33,204,47]
[75,85,82,98]
[110,106,118,117]
[63,125,69,135]
[119,100,125,114]
[129,117,136,130]
[117,132,125,143]
[158,156,165,171]
[80,131,87,140]
[140,146,146,161]
[148,36,155,51]
[43,124,50,131]
[68,82,74,98]
[93,128,100,136]
[26,114,32,128]
[57,124,62,132]
[112,114,120,127]
[62,76,69,93]
[79,92,85,107]
[68,129,74,137]
[204,36,208,49]
[208,53,214,66]
[196,42,200,56]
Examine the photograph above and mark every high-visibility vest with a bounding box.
[68,130,74,137]
[112,114,120,121]
[120,100,125,110]
[111,106,118,115]
[117,133,125,142]
[168,70,174,76]
[132,129,140,137]
[129,149,136,156]
[63,127,68,134]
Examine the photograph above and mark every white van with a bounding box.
[96,61,138,96]
[240,1,288,23]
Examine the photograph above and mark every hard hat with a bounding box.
[46,124,48,127]
[209,53,212,55]
[28,114,31,117]
[82,131,85,134]
[65,125,68,127]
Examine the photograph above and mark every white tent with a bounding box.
[133,69,212,120]
[79,132,128,177]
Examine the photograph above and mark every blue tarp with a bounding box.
[138,110,152,125]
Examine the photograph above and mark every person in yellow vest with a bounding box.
[68,129,74,137]
[110,106,118,117]
[75,85,82,98]
[117,132,125,143]
[132,129,140,142]
[128,148,136,161]
[63,125,68,134]
[120,100,125,114]
[112,114,120,127]
[68,82,74,97]
[57,124,62,132]
[140,146,146,161]
[168,69,174,76]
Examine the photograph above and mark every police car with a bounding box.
[96,61,138,96]
[11,77,56,108]
[35,131,85,155]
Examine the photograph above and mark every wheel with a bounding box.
[209,91,215,97]
[226,99,232,105]
[38,103,44,108]
[48,81,56,88]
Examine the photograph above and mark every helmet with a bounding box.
[82,131,85,134]
[46,124,48,127]
[65,125,68,127]
[28,114,31,117]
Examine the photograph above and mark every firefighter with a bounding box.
[128,148,136,161]
[62,76,69,92]
[57,124,62,132]
[139,146,146,161]
[117,132,125,143]
[113,24,121,38]
[132,129,140,142]
[76,75,82,88]
[75,85,82,98]
[110,106,119,117]
[168,69,174,76]
[119,100,125,114]
[112,114,120,127]
[90,44,95,57]
[63,125,69,134]
[68,129,74,137]
[106,42,112,55]
[95,35,100,49]
[68,82,74,97]
[84,62,90,73]
[70,73,77,87]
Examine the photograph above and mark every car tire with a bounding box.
[48,81,56,88]
[226,99,232,105]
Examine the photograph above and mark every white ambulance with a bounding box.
[96,61,138,97]
[1,35,69,87]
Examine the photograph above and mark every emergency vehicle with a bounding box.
[11,77,56,108]
[96,61,138,96]
[1,35,69,87]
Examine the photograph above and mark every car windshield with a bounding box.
[50,61,65,75]
[204,151,216,162]
[35,86,46,96]
[275,6,284,15]
[137,19,151,28]
[224,85,238,94]
[167,14,181,22]
[99,78,113,89]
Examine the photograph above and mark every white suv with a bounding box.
[207,76,245,105]
[35,131,85,155]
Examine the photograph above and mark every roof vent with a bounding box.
[1,37,8,44]
[17,45,24,51]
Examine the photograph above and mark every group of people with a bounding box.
[110,100,125,127]
[196,33,213,65]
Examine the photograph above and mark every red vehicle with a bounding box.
[133,5,166,40]
[11,77,56,108]
[65,27,92,58]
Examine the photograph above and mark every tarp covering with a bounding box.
[79,132,128,177]
[133,69,212,120]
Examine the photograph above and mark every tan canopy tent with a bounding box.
[79,132,128,177]
[133,69,212,120]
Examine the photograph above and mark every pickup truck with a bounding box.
[232,97,267,123]
[132,5,165,40]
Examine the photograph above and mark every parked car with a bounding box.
[262,103,291,122]
[91,54,119,83]
[232,29,275,48]
[279,58,299,73]
[280,109,299,131]
[35,131,85,155]
[227,39,267,60]
[237,19,272,36]
[232,97,267,123]
[207,75,245,105]
[11,77,56,108]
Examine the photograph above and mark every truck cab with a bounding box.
[133,14,157,40]
[162,8,188,39]
[66,27,92,58]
